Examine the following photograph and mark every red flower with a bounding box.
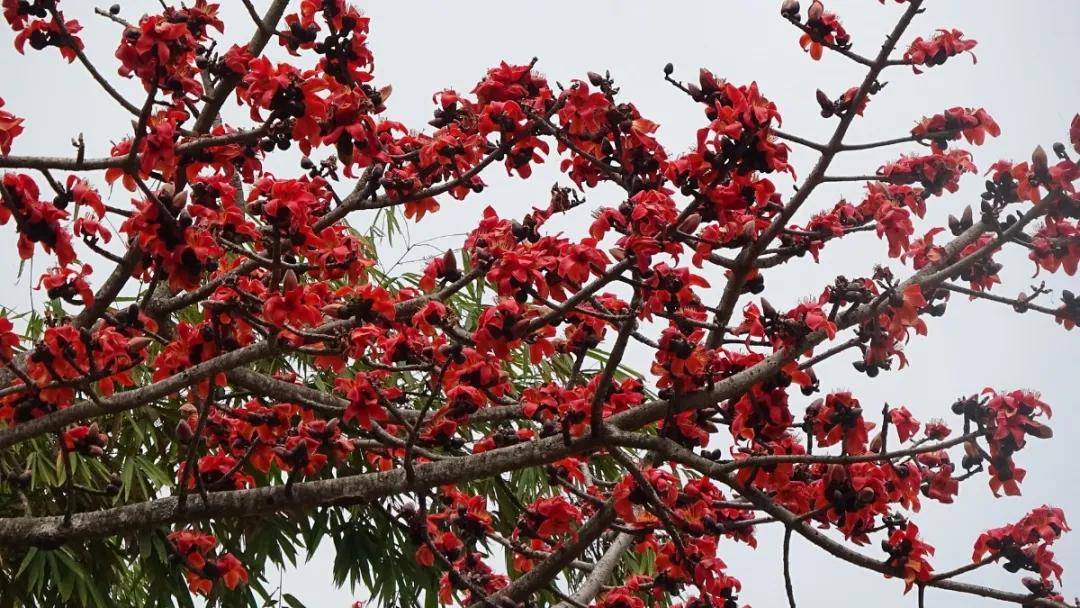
[912,107,999,149]
[798,2,851,61]
[924,419,951,440]
[0,316,19,361]
[213,553,250,590]
[114,13,201,96]
[37,264,95,307]
[806,392,874,454]
[982,389,1053,496]
[12,12,83,63]
[61,423,108,456]
[889,406,921,443]
[904,29,977,73]
[336,372,397,429]
[883,523,935,592]
[0,97,23,154]
[521,496,582,538]
[974,506,1070,583]
[613,467,679,524]
[263,282,330,330]
[878,149,976,197]
[179,450,254,490]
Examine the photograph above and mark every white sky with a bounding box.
[1,1,1078,606]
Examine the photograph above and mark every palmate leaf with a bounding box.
[325,504,440,608]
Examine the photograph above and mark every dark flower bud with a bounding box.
[761,298,777,318]
[175,420,195,443]
[679,213,702,234]
[781,0,800,18]
[321,303,345,318]
[816,89,834,118]
[663,62,674,76]
[1023,422,1053,439]
[126,336,152,354]
[826,464,848,487]
[1022,577,1053,596]
[1031,145,1049,175]
[587,72,605,87]
[442,249,458,275]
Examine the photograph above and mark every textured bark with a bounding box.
[0,430,605,546]
[552,532,635,608]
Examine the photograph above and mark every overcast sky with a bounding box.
[1,1,1078,606]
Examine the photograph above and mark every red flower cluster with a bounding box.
[979,389,1053,496]
[878,149,977,197]
[168,529,249,595]
[4,0,83,62]
[974,505,1070,586]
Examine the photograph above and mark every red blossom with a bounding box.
[0,97,23,154]
[904,29,978,73]
[889,406,921,443]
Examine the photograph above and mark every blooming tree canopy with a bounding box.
[0,0,1076,607]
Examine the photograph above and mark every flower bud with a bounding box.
[179,403,198,418]
[816,89,834,118]
[826,464,848,487]
[587,72,605,87]
[807,0,824,23]
[857,487,876,504]
[1024,421,1053,439]
[175,420,195,443]
[171,190,189,210]
[377,84,393,104]
[1022,577,1052,596]
[1031,145,1049,174]
[679,213,702,234]
[663,62,674,76]
[321,302,346,318]
[282,269,299,292]
[761,298,777,318]
[869,432,882,453]
[126,336,153,354]
[442,249,458,274]
[781,0,800,18]
[699,68,718,95]
[963,441,983,462]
